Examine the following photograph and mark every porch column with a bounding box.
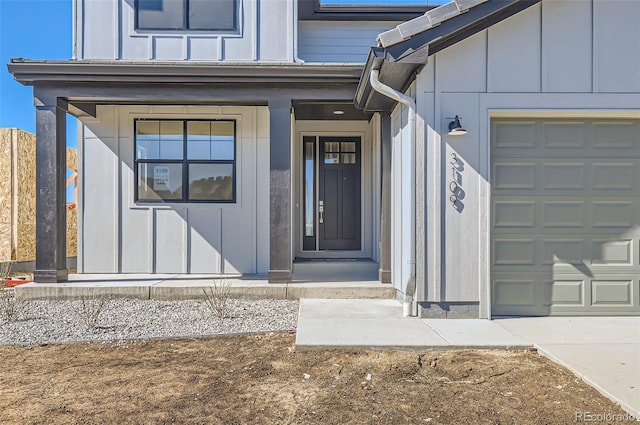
[268,98,292,283]
[379,112,392,283]
[34,88,68,282]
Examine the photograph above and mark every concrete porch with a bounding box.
[14,273,396,301]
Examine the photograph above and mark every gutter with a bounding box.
[369,69,418,318]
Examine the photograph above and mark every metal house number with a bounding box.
[449,153,465,212]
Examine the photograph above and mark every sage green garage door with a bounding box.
[491,118,640,316]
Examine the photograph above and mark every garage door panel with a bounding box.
[591,162,638,190]
[542,239,585,265]
[543,121,587,149]
[591,280,633,306]
[592,121,638,150]
[590,239,633,265]
[493,239,536,265]
[493,201,536,228]
[491,118,640,316]
[542,163,585,190]
[592,201,636,228]
[542,201,586,228]
[545,279,585,306]
[493,162,536,190]
[492,121,537,150]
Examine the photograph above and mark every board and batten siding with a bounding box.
[298,21,399,63]
[78,105,270,275]
[414,0,640,317]
[75,0,294,62]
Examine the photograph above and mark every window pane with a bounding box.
[341,153,356,164]
[137,163,183,201]
[324,153,339,164]
[159,121,183,159]
[188,163,234,201]
[341,142,356,152]
[211,121,235,160]
[187,121,211,160]
[137,0,184,30]
[325,142,340,152]
[136,120,160,159]
[304,141,315,237]
[188,0,236,30]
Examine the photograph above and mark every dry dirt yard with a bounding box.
[0,332,627,424]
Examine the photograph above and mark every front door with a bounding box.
[318,137,361,250]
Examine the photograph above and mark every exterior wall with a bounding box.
[75,0,294,61]
[292,120,379,260]
[78,105,270,274]
[298,21,398,63]
[417,0,640,317]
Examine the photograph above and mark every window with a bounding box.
[136,0,237,31]
[135,119,236,202]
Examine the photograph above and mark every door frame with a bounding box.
[293,121,378,260]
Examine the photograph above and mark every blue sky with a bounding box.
[0,0,77,146]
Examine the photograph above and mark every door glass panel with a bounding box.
[324,153,340,164]
[325,142,340,152]
[341,153,356,164]
[304,141,315,237]
[341,142,356,152]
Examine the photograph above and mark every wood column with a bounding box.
[268,98,293,283]
[34,88,68,282]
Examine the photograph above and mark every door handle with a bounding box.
[319,200,324,224]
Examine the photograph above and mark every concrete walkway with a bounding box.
[295,299,531,350]
[295,299,640,417]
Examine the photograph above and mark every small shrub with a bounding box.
[72,292,110,330]
[0,263,24,323]
[0,289,24,323]
[202,278,233,319]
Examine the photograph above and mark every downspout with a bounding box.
[292,0,305,63]
[369,69,417,317]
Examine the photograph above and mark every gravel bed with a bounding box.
[0,297,299,345]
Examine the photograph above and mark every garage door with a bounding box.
[491,118,640,316]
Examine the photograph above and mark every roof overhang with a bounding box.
[8,59,364,85]
[354,0,543,112]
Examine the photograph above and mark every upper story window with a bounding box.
[136,0,237,31]
[135,119,236,203]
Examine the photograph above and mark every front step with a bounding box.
[293,259,379,282]
[14,273,396,301]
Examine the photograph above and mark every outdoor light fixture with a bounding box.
[448,115,467,136]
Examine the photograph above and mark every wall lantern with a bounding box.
[448,115,467,136]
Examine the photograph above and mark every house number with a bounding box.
[449,153,465,212]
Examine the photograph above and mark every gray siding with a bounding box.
[79,106,270,274]
[76,0,294,61]
[415,0,640,317]
[298,21,398,63]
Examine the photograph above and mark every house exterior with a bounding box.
[8,0,640,318]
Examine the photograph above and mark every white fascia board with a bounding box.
[377,0,489,48]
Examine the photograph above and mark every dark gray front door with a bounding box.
[319,137,361,250]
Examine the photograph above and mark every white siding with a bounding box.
[298,21,399,63]
[417,0,640,317]
[76,0,293,62]
[79,105,270,275]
